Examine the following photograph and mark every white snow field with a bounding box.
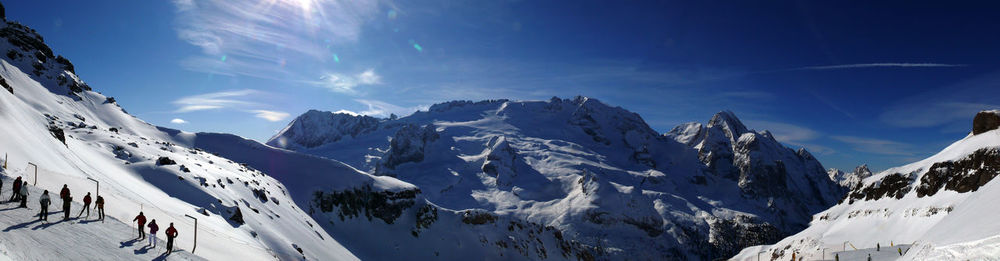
[733,122,1000,261]
[0,19,358,260]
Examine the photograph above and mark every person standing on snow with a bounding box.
[38,190,50,221]
[9,176,21,202]
[77,192,91,218]
[61,194,72,220]
[165,222,178,254]
[94,195,105,221]
[147,219,159,248]
[59,184,70,203]
[134,212,147,240]
[18,181,28,208]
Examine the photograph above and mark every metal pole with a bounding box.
[184,214,198,253]
[27,162,37,186]
[87,177,99,198]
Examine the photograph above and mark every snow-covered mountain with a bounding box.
[268,98,844,259]
[827,164,874,192]
[0,8,371,260]
[733,110,1000,260]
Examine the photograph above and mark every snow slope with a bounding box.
[267,97,843,260]
[0,173,203,261]
[0,15,356,260]
[733,110,1000,261]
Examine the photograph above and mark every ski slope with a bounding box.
[0,172,203,260]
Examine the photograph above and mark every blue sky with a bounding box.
[6,0,1000,171]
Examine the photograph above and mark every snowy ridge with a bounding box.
[269,97,843,260]
[733,113,1000,261]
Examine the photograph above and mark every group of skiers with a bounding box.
[3,177,106,222]
[27,183,105,222]
[4,177,181,255]
[6,176,30,208]
[133,211,179,254]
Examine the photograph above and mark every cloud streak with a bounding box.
[798,63,966,70]
[832,135,914,156]
[170,118,188,124]
[171,0,382,92]
[318,69,382,93]
[746,120,835,155]
[173,89,262,113]
[173,89,290,122]
[250,110,291,122]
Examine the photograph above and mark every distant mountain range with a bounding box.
[268,97,846,259]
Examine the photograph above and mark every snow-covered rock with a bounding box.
[666,111,843,233]
[829,164,874,191]
[268,110,381,150]
[733,110,1000,261]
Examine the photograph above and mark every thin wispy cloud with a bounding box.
[171,0,382,90]
[746,120,835,155]
[319,69,381,93]
[173,89,262,113]
[832,135,914,156]
[173,89,290,122]
[170,118,188,124]
[879,72,1000,132]
[799,63,966,70]
[250,110,291,122]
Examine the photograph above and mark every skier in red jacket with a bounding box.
[133,212,147,240]
[165,223,179,254]
[77,192,92,218]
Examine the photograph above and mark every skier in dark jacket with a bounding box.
[18,181,28,208]
[62,195,72,220]
[147,219,159,248]
[165,223,178,254]
[94,195,105,221]
[134,212,147,240]
[38,190,50,221]
[77,192,91,218]
[59,184,70,202]
[8,176,21,202]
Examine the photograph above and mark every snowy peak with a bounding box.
[707,110,750,139]
[267,109,381,149]
[827,164,873,191]
[666,111,842,231]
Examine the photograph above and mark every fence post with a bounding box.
[87,177,99,198]
[184,214,198,253]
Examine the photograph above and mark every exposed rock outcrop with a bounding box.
[973,110,1000,135]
